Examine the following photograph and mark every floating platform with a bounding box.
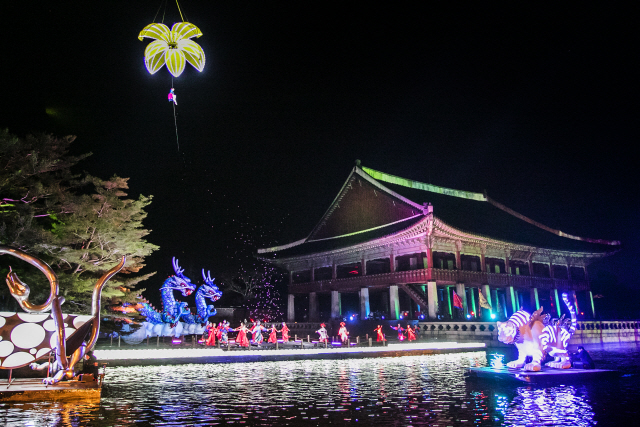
[0,378,101,402]
[466,366,617,383]
[94,341,486,367]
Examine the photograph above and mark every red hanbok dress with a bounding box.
[235,325,250,347]
[205,324,216,346]
[406,326,416,341]
[268,326,278,344]
[281,324,290,342]
[374,326,385,342]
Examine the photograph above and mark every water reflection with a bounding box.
[0,349,628,426]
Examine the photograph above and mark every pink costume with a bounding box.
[205,323,216,346]
[406,325,416,341]
[281,323,290,342]
[374,325,385,342]
[235,324,250,347]
[268,326,278,344]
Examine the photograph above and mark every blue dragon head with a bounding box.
[167,257,196,296]
[201,269,222,303]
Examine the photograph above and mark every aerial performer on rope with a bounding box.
[406,324,417,341]
[338,322,349,344]
[391,324,406,341]
[235,322,250,348]
[316,323,329,344]
[251,321,268,346]
[280,322,290,342]
[267,324,279,344]
[138,0,205,150]
[374,325,386,342]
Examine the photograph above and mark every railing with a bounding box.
[291,267,588,291]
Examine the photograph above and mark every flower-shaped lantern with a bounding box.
[138,22,205,77]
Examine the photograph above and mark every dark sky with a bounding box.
[2,2,638,312]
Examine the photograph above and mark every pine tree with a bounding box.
[0,129,158,315]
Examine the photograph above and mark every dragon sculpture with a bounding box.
[159,257,196,325]
[180,270,222,324]
[0,245,124,384]
[496,292,577,371]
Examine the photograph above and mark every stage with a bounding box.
[0,378,102,402]
[94,341,486,366]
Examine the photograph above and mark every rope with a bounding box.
[172,76,179,151]
[152,0,164,23]
[175,0,186,22]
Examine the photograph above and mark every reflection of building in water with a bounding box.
[497,386,595,427]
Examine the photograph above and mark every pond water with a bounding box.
[2,344,639,426]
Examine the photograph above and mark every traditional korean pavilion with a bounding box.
[257,162,620,322]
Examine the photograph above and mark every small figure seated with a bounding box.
[79,350,99,381]
[571,346,595,369]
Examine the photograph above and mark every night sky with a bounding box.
[2,2,638,314]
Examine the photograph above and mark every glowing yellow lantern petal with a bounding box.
[165,49,186,77]
[171,22,203,40]
[178,39,205,72]
[138,23,171,42]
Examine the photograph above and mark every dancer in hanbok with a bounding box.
[406,324,416,341]
[251,320,268,345]
[338,322,349,344]
[281,322,290,342]
[205,322,217,346]
[235,322,250,348]
[316,323,329,343]
[219,321,231,345]
[390,324,405,341]
[374,325,386,342]
[267,324,279,344]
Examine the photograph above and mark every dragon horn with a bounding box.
[173,257,184,276]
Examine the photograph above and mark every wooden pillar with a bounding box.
[425,246,433,269]
[310,266,315,282]
[331,291,340,318]
[309,292,318,322]
[332,261,337,280]
[549,261,555,279]
[504,251,511,275]
[360,288,370,320]
[427,281,438,320]
[528,259,534,276]
[566,264,572,280]
[480,252,486,273]
[390,253,396,272]
[288,270,293,285]
[361,257,367,276]
[455,249,462,270]
[287,294,295,323]
[389,285,400,320]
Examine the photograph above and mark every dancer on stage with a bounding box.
[391,324,405,341]
[374,325,386,342]
[268,324,279,344]
[205,322,217,346]
[235,322,250,348]
[316,323,329,343]
[338,322,349,344]
[281,322,290,342]
[406,324,417,341]
[219,321,232,345]
[251,320,268,345]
